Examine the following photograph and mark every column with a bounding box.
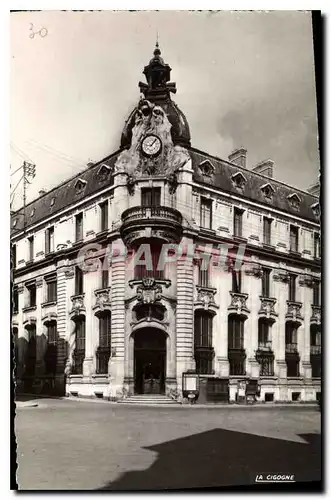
[82,265,99,377]
[243,267,260,378]
[213,266,231,377]
[109,239,126,398]
[35,277,46,380]
[176,237,195,392]
[55,261,70,394]
[274,271,288,400]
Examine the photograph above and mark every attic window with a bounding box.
[287,193,301,211]
[231,172,247,191]
[13,219,17,227]
[98,164,112,182]
[50,197,55,207]
[311,202,320,219]
[74,178,87,195]
[198,160,215,177]
[30,208,35,217]
[260,183,275,200]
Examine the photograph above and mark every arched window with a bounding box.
[256,318,274,376]
[228,315,246,375]
[194,311,214,374]
[72,317,85,375]
[96,313,111,374]
[135,304,165,322]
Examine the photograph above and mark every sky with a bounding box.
[10,10,320,210]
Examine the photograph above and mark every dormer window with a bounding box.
[231,172,247,191]
[50,197,55,207]
[260,183,275,200]
[74,178,87,195]
[311,202,320,219]
[287,193,301,211]
[198,160,215,177]
[30,208,35,218]
[98,164,112,182]
[13,219,17,227]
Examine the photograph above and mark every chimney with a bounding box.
[228,147,247,168]
[252,159,274,178]
[39,189,47,197]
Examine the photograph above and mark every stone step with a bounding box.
[118,395,178,405]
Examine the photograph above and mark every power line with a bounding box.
[10,142,34,164]
[26,139,86,167]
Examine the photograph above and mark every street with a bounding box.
[15,398,321,490]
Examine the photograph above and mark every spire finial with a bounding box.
[154,32,161,57]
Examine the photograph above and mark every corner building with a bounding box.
[11,45,321,403]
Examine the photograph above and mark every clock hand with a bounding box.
[150,138,157,148]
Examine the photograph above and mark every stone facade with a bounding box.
[11,44,321,403]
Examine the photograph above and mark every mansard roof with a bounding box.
[189,147,319,223]
[10,151,119,235]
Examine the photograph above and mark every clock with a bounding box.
[141,134,162,158]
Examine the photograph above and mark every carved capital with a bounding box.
[273,270,289,283]
[195,286,217,311]
[244,264,263,278]
[65,267,75,279]
[35,278,44,288]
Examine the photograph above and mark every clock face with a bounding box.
[141,134,162,157]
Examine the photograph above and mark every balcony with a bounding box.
[121,206,183,247]
[311,305,321,324]
[285,301,303,322]
[285,342,298,354]
[93,287,111,315]
[257,340,273,352]
[258,297,277,320]
[310,345,321,355]
[228,292,250,316]
[69,294,85,319]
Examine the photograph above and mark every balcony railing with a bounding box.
[285,342,298,353]
[120,205,183,246]
[257,340,273,351]
[310,345,321,355]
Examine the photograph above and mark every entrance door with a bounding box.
[134,328,166,394]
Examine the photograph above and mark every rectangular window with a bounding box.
[288,274,297,302]
[232,270,242,293]
[261,268,271,297]
[285,322,297,347]
[47,323,57,344]
[289,225,298,252]
[263,217,272,245]
[46,277,57,303]
[101,258,109,289]
[258,320,270,346]
[200,198,212,229]
[73,318,85,375]
[198,265,209,288]
[12,244,16,269]
[28,236,34,261]
[99,314,112,348]
[27,283,36,307]
[194,312,214,374]
[314,233,320,259]
[75,266,84,295]
[228,317,244,349]
[75,213,83,242]
[45,226,54,254]
[259,356,274,376]
[286,359,300,377]
[313,282,321,306]
[100,201,109,232]
[13,286,19,313]
[141,187,161,207]
[233,208,243,237]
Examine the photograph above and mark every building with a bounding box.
[11,44,321,403]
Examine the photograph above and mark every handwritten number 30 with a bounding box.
[29,23,48,39]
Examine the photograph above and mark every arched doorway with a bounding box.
[134,328,166,395]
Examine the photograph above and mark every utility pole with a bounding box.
[11,160,36,235]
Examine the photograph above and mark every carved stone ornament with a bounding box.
[299,274,314,288]
[137,277,162,304]
[70,294,86,318]
[285,301,303,322]
[35,278,44,288]
[273,270,289,283]
[127,174,136,196]
[17,284,25,294]
[94,288,111,312]
[65,267,75,279]
[167,172,178,194]
[245,264,263,278]
[228,292,250,315]
[258,297,277,319]
[114,98,190,179]
[196,286,217,310]
[311,305,321,325]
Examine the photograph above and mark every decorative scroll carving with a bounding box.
[35,278,43,288]
[93,288,111,313]
[137,277,162,304]
[273,270,290,283]
[69,294,86,318]
[245,264,263,278]
[311,305,321,324]
[65,267,75,279]
[285,301,303,322]
[299,274,314,287]
[195,286,217,311]
[114,98,190,179]
[228,292,250,315]
[258,297,277,319]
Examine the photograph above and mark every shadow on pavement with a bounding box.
[97,429,321,491]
